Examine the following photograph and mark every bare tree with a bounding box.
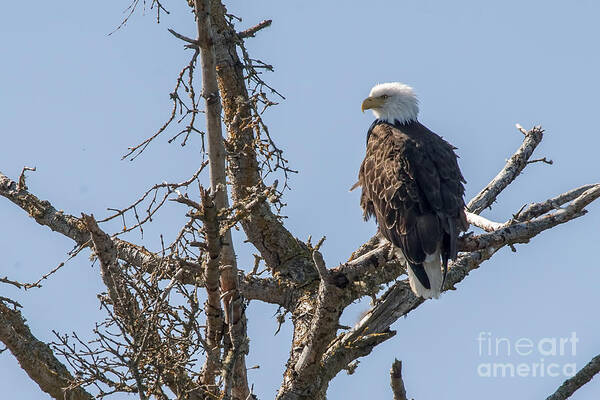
[1,1,599,399]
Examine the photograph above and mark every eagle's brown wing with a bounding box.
[358,121,466,272]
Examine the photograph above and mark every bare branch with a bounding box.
[0,296,22,309]
[238,19,272,38]
[293,250,341,373]
[98,162,208,236]
[17,166,36,191]
[319,183,600,387]
[193,0,249,396]
[514,184,597,222]
[460,185,600,253]
[0,276,25,289]
[0,172,184,282]
[122,48,203,161]
[195,188,225,393]
[82,214,140,323]
[467,125,544,214]
[0,301,94,400]
[276,248,347,400]
[546,354,600,400]
[465,211,505,232]
[240,275,293,306]
[390,359,408,400]
[527,157,553,165]
[206,1,315,282]
[1,171,90,244]
[167,28,199,46]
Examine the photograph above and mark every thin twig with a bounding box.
[17,166,36,191]
[168,28,199,46]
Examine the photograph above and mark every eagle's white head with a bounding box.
[361,82,419,124]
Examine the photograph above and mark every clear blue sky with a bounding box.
[1,1,599,399]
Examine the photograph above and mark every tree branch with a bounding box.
[514,184,597,222]
[459,185,600,253]
[195,188,225,394]
[206,0,315,283]
[0,301,94,400]
[2,169,289,307]
[467,125,544,214]
[289,251,343,379]
[193,0,249,397]
[0,171,178,279]
[319,182,600,388]
[82,214,141,325]
[465,211,505,232]
[545,354,600,400]
[238,19,272,38]
[240,275,293,307]
[390,359,408,400]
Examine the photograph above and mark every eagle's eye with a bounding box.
[380,94,389,99]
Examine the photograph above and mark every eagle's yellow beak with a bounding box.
[361,96,385,113]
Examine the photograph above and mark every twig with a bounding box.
[0,171,185,284]
[238,19,272,38]
[0,296,22,309]
[527,157,553,165]
[515,123,529,135]
[17,166,36,191]
[122,50,202,161]
[167,28,199,46]
[25,242,89,289]
[98,162,208,236]
[0,277,24,289]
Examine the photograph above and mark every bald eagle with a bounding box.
[355,82,468,299]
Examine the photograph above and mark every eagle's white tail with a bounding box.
[406,249,442,299]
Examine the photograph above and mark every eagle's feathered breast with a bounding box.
[358,120,467,273]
